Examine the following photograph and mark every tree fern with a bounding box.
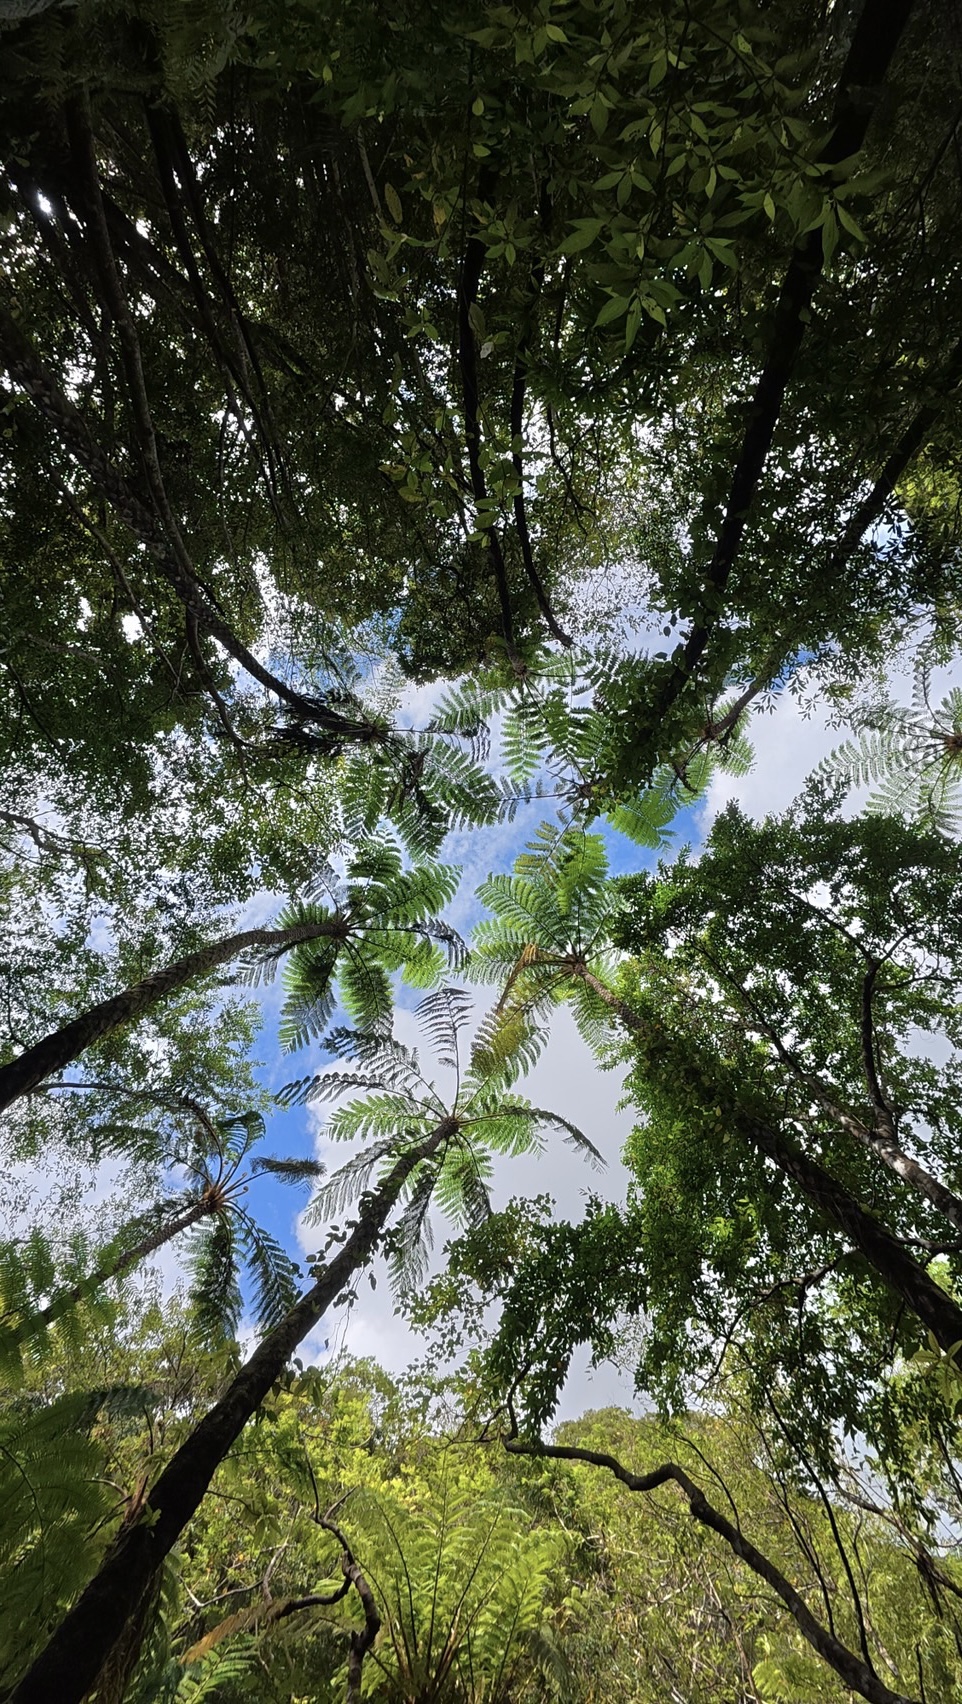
[241,837,463,1057]
[0,1388,142,1689]
[285,988,598,1295]
[819,661,962,835]
[0,1113,324,1352]
[469,828,627,1081]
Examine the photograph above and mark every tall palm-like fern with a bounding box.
[470,825,623,1077]
[429,650,753,851]
[0,1113,323,1372]
[241,839,464,1051]
[177,1113,323,1341]
[819,661,962,834]
[0,837,463,1112]
[13,1098,490,1699]
[281,985,603,1294]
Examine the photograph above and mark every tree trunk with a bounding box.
[577,968,962,1362]
[0,920,341,1114]
[738,1111,962,1358]
[6,1194,218,1348]
[645,0,917,738]
[721,989,962,1236]
[10,1121,451,1704]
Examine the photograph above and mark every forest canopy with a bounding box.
[3,0,962,1699]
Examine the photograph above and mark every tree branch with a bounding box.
[502,1429,917,1704]
[647,0,918,729]
[456,166,521,665]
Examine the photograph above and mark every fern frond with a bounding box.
[304,1140,405,1225]
[434,1144,492,1230]
[235,1216,302,1328]
[326,1094,433,1145]
[470,1006,548,1086]
[523,1106,605,1169]
[186,1216,241,1342]
[416,986,474,1070]
[387,1162,439,1292]
[277,1070,411,1109]
[250,1156,326,1185]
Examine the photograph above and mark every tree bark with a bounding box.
[577,967,962,1361]
[739,1111,962,1358]
[709,967,962,1237]
[0,920,343,1114]
[9,1121,451,1704]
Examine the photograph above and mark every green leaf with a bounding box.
[559,219,606,254]
[595,294,631,327]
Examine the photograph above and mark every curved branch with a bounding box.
[574,965,962,1362]
[318,1514,382,1704]
[828,337,962,576]
[701,950,962,1236]
[502,1430,917,1704]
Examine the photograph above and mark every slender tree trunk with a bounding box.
[0,920,342,1114]
[9,1121,451,1704]
[716,981,962,1235]
[6,1194,217,1348]
[738,1112,962,1357]
[801,1069,962,1236]
[577,968,962,1361]
[646,0,917,736]
[855,1117,962,1234]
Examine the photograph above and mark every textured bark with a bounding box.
[850,964,962,1232]
[740,1111,962,1357]
[715,975,962,1236]
[10,1123,450,1704]
[0,919,341,1113]
[856,1119,962,1236]
[504,1434,916,1704]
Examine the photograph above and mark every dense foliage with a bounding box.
[3,0,962,1698]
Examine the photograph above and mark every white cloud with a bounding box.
[700,678,842,826]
